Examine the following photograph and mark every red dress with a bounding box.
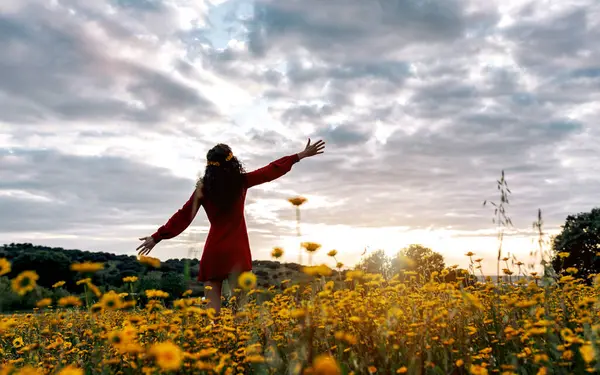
[151,154,301,281]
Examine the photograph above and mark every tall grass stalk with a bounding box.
[483,170,513,285]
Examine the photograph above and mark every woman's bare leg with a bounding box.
[205,280,222,316]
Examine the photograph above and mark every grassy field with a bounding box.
[1,252,600,375]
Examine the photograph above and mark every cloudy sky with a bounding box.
[1,0,599,274]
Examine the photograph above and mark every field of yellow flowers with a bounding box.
[1,253,600,375]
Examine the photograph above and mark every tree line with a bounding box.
[0,242,469,312]
[0,243,194,312]
[0,243,305,312]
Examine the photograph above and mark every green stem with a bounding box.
[296,206,302,265]
[84,283,90,309]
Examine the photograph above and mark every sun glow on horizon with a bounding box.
[259,223,558,275]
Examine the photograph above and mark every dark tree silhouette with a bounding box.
[551,208,600,282]
[10,251,72,289]
[443,268,478,287]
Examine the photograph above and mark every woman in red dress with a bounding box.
[137,139,325,314]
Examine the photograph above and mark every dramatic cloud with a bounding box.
[2,0,600,273]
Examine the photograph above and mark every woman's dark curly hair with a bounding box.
[200,143,246,212]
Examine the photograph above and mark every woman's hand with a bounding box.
[137,236,156,256]
[298,139,325,160]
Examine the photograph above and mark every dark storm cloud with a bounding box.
[112,0,167,12]
[247,129,291,147]
[0,2,220,127]
[281,104,334,124]
[246,0,479,59]
[503,8,594,69]
[313,125,373,148]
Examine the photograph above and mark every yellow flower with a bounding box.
[562,350,574,360]
[13,366,41,375]
[70,261,104,273]
[324,280,335,291]
[271,247,284,259]
[334,331,357,345]
[107,329,132,350]
[560,328,574,340]
[396,367,408,374]
[580,344,595,363]
[36,298,52,308]
[123,276,139,283]
[456,359,464,367]
[312,354,341,375]
[288,196,307,206]
[145,289,169,299]
[327,250,338,257]
[336,262,344,269]
[0,258,11,276]
[57,366,83,375]
[470,364,488,375]
[290,309,307,319]
[52,281,66,288]
[245,355,266,363]
[197,348,218,358]
[99,290,123,310]
[149,341,183,371]
[88,283,102,297]
[138,255,161,268]
[557,252,570,258]
[368,366,377,373]
[13,337,24,348]
[565,267,578,274]
[559,275,575,283]
[462,292,484,310]
[11,270,39,296]
[345,270,363,281]
[58,296,82,307]
[303,265,333,277]
[76,278,91,285]
[238,272,257,290]
[302,242,322,253]
[196,361,214,371]
[465,252,475,257]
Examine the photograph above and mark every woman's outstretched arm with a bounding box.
[137,183,203,255]
[245,139,325,188]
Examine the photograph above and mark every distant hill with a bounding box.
[0,243,337,300]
